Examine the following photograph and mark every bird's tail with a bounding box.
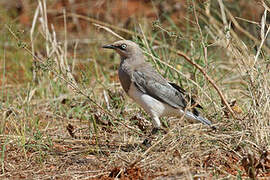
[184,111,215,129]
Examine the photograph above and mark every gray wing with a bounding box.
[132,68,187,109]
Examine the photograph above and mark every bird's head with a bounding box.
[103,40,143,59]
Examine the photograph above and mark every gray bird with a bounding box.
[103,40,213,131]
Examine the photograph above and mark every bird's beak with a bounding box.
[102,44,115,49]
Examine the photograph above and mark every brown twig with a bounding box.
[93,23,125,40]
[176,51,237,119]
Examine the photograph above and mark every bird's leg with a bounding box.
[141,115,161,147]
[142,138,152,148]
[149,115,161,135]
[152,115,161,130]
[151,127,160,135]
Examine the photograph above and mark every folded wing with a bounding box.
[132,68,187,109]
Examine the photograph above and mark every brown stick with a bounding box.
[176,51,237,119]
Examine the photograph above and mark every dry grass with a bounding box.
[1,0,270,179]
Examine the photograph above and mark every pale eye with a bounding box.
[121,44,127,50]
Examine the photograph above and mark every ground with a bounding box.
[1,0,270,179]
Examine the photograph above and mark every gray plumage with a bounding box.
[103,40,213,129]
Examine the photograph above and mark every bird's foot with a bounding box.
[141,138,152,148]
[141,127,169,148]
[210,125,217,130]
[151,127,169,135]
[141,128,160,148]
[151,127,160,135]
